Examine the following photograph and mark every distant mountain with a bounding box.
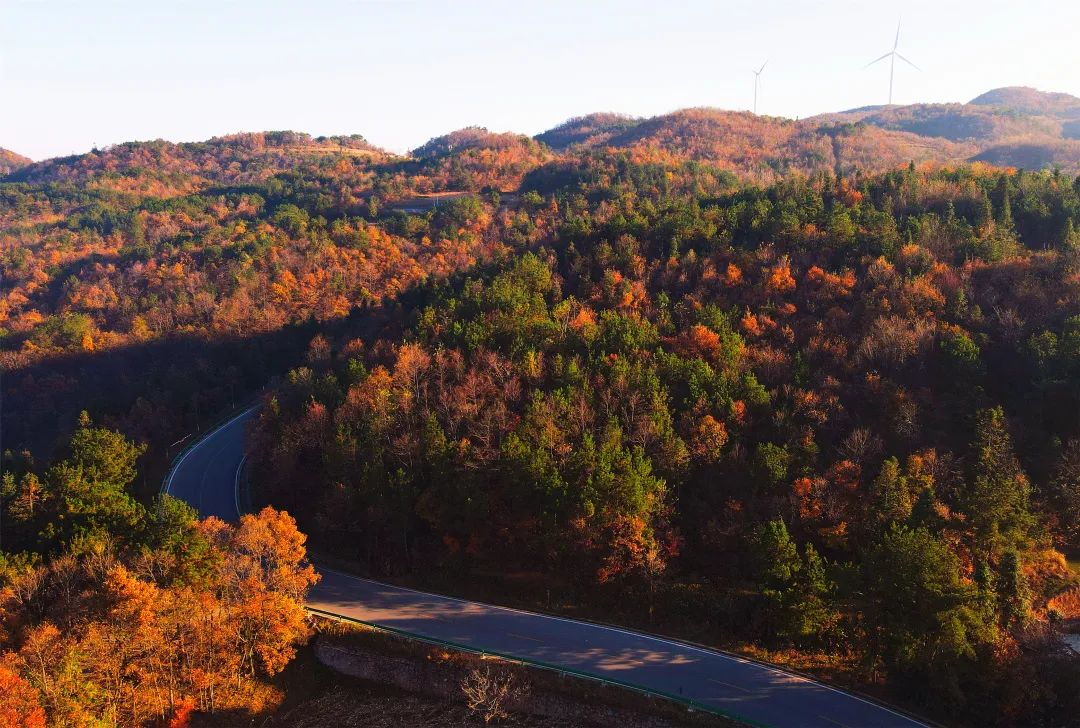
[0,147,31,175]
[969,86,1080,118]
[533,87,1080,179]
[535,108,973,181]
[409,126,553,191]
[410,126,536,158]
[534,113,640,151]
[816,87,1080,170]
[817,103,1061,143]
[7,132,391,192]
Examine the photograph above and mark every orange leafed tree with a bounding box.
[765,257,796,294]
[0,507,318,727]
[223,508,320,676]
[0,661,45,728]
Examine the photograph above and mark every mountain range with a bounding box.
[3,86,1080,187]
[533,86,1080,178]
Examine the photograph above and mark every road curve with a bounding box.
[164,407,927,728]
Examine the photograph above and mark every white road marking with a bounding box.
[709,677,751,694]
[233,453,248,519]
[162,406,258,496]
[197,439,229,517]
[819,715,853,728]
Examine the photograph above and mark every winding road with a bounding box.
[164,407,928,728]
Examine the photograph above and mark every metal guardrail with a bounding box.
[159,401,262,496]
[306,605,765,728]
[162,399,927,728]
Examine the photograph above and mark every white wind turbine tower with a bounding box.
[865,19,919,105]
[752,60,767,115]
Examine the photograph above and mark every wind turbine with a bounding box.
[865,19,919,105]
[752,60,767,115]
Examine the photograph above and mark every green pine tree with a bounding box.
[41,414,148,549]
[967,407,1033,558]
[998,187,1015,232]
[908,486,943,533]
[792,542,836,643]
[975,192,994,235]
[861,525,997,704]
[871,457,913,530]
[1049,439,1080,549]
[1062,217,1079,253]
[996,551,1030,631]
[752,520,836,646]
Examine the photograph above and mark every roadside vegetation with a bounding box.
[0,418,319,726]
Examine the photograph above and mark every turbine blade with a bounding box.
[895,53,920,71]
[865,52,892,68]
[894,18,901,50]
[758,60,768,74]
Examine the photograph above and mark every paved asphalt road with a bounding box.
[165,407,928,728]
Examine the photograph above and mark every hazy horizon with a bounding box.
[3,0,1079,161]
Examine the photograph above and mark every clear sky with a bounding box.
[2,0,1078,161]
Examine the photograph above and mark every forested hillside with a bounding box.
[0,147,31,176]
[248,161,1080,722]
[4,89,1080,726]
[542,87,1080,179]
[822,86,1080,173]
[0,131,517,456]
[538,108,977,180]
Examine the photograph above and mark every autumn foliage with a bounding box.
[5,94,1080,725]
[0,507,317,727]
[247,160,1080,723]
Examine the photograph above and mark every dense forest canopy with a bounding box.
[248,161,1080,721]
[3,86,1080,727]
[0,417,318,726]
